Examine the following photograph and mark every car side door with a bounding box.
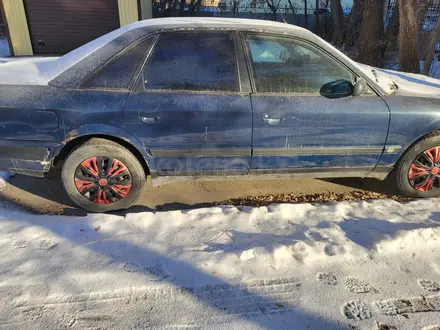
[123,31,253,177]
[243,33,390,174]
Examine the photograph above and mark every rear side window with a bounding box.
[82,38,152,90]
[143,32,239,92]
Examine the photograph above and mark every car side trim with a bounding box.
[253,147,386,156]
[151,146,401,157]
[152,166,393,186]
[152,149,250,157]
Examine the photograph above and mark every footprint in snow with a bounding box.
[342,300,372,320]
[343,277,375,293]
[119,262,170,281]
[35,239,59,250]
[422,325,440,330]
[418,279,440,292]
[119,261,142,273]
[316,272,338,285]
[12,239,28,249]
[324,242,345,256]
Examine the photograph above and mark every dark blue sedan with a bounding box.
[1,17,440,212]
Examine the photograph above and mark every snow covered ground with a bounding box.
[0,180,440,329]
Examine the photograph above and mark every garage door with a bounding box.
[24,0,121,55]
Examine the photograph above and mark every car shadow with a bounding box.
[0,209,345,329]
[324,175,399,195]
[2,171,400,216]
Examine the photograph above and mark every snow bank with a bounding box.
[0,171,11,191]
[1,197,440,328]
[357,61,440,97]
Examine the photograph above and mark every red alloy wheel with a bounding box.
[408,146,440,192]
[74,156,132,204]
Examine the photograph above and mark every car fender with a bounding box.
[378,97,440,167]
[57,124,157,173]
[399,117,440,155]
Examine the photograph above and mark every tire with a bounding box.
[395,131,440,198]
[61,138,146,212]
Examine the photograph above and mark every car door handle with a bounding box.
[139,112,161,124]
[263,114,282,125]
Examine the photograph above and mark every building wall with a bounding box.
[2,0,150,56]
[118,0,140,26]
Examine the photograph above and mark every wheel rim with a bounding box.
[74,156,132,204]
[408,146,440,193]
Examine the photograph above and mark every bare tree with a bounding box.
[345,0,364,46]
[382,0,390,24]
[232,0,238,17]
[422,16,440,75]
[315,0,320,33]
[418,1,433,61]
[384,1,399,50]
[358,0,385,66]
[287,0,299,24]
[330,0,344,45]
[188,0,203,12]
[266,0,279,20]
[398,0,420,73]
[417,0,431,27]
[304,0,309,29]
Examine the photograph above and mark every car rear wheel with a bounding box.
[395,131,440,198]
[61,138,146,212]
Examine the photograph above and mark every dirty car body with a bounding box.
[1,18,440,211]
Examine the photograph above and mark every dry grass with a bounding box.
[216,191,413,207]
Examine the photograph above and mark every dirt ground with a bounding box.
[0,172,398,216]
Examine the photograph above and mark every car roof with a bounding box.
[121,17,305,30]
[124,17,309,31]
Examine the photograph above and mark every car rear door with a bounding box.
[242,33,390,174]
[123,31,253,176]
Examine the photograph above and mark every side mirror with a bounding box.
[352,78,367,97]
[320,79,354,99]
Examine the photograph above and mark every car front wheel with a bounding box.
[61,138,146,212]
[395,132,440,198]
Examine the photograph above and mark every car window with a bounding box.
[143,32,239,92]
[245,35,354,94]
[82,38,152,90]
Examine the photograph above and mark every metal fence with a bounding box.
[153,2,351,30]
[424,1,440,31]
[386,0,440,31]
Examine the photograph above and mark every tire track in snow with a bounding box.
[10,277,301,328]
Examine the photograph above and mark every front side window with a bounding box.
[246,35,354,94]
[143,32,239,92]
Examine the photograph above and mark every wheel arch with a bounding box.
[394,129,440,166]
[54,134,153,176]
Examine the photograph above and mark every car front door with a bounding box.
[123,31,252,177]
[243,34,390,174]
